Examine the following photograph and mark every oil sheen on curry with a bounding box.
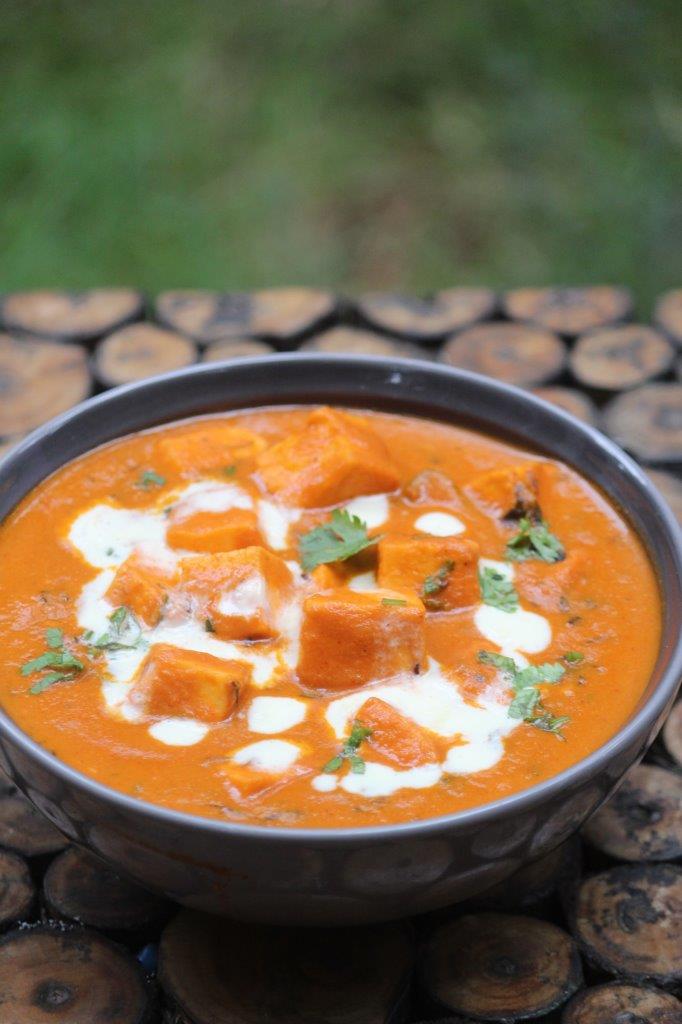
[0,407,660,828]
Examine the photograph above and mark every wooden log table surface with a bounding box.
[0,285,679,1023]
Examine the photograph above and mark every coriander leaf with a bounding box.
[45,627,63,649]
[563,651,584,664]
[223,465,237,477]
[477,649,569,737]
[477,650,518,675]
[299,509,378,573]
[21,651,62,676]
[323,720,372,775]
[382,597,407,607]
[530,712,570,738]
[514,662,565,688]
[422,559,455,610]
[204,618,216,633]
[505,517,565,563]
[509,686,542,720]
[29,671,75,695]
[478,566,519,613]
[91,606,145,652]
[136,469,166,490]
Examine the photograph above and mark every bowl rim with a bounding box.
[0,352,680,844]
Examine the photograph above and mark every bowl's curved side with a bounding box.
[0,355,679,924]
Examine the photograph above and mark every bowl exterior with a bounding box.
[0,355,679,925]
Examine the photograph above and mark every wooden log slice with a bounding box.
[159,909,413,1024]
[440,323,566,387]
[420,913,582,1021]
[602,385,682,465]
[571,863,682,987]
[300,326,426,358]
[0,794,68,858]
[356,288,497,341]
[0,849,35,929]
[562,982,682,1024]
[662,702,682,769]
[476,838,581,912]
[43,847,169,932]
[569,326,675,392]
[94,323,197,388]
[531,386,600,427]
[654,290,682,348]
[0,925,152,1023]
[201,338,275,362]
[2,289,143,343]
[581,765,682,862]
[645,470,682,528]
[0,334,91,436]
[503,288,633,336]
[156,288,336,343]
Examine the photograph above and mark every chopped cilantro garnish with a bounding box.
[136,470,166,490]
[563,651,584,664]
[382,597,407,607]
[422,560,454,610]
[323,721,372,775]
[299,509,378,573]
[204,618,216,633]
[22,628,85,695]
[478,566,519,613]
[90,606,145,653]
[478,649,569,737]
[505,517,565,563]
[223,465,237,477]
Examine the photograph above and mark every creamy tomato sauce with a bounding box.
[0,406,661,828]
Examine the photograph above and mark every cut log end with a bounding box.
[159,909,413,1024]
[43,846,169,932]
[94,323,197,387]
[156,288,336,342]
[661,701,682,769]
[356,288,497,340]
[603,384,682,465]
[531,386,600,426]
[0,334,91,436]
[571,863,682,987]
[570,326,675,392]
[562,981,682,1024]
[421,912,583,1021]
[581,765,682,862]
[0,794,68,858]
[0,849,35,929]
[201,338,275,362]
[503,287,633,336]
[2,289,143,342]
[301,326,426,358]
[0,925,152,1023]
[440,323,566,387]
[476,838,581,912]
[654,289,682,347]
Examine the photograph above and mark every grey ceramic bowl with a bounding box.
[0,355,680,925]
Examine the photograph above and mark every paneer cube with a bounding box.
[297,588,425,692]
[309,562,349,590]
[466,461,554,520]
[129,644,247,722]
[256,406,399,508]
[158,423,266,476]
[106,554,173,626]
[359,697,439,768]
[377,535,479,611]
[181,546,292,641]
[167,507,262,553]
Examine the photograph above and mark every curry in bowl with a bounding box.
[0,405,660,829]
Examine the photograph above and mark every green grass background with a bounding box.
[2,1,681,310]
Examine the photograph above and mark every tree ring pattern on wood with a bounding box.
[94,323,197,387]
[156,288,336,343]
[0,334,91,435]
[581,765,682,862]
[420,912,582,1021]
[571,863,682,987]
[503,288,633,336]
[356,288,497,341]
[2,289,144,342]
[0,849,35,929]
[570,326,675,391]
[603,384,682,464]
[0,794,68,858]
[531,386,600,426]
[301,326,427,358]
[654,290,682,348]
[561,981,682,1024]
[440,323,566,387]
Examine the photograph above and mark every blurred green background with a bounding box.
[2,1,681,309]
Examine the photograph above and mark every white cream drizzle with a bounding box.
[414,511,465,536]
[149,718,209,746]
[344,494,390,530]
[257,500,301,550]
[248,696,307,734]
[232,739,300,772]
